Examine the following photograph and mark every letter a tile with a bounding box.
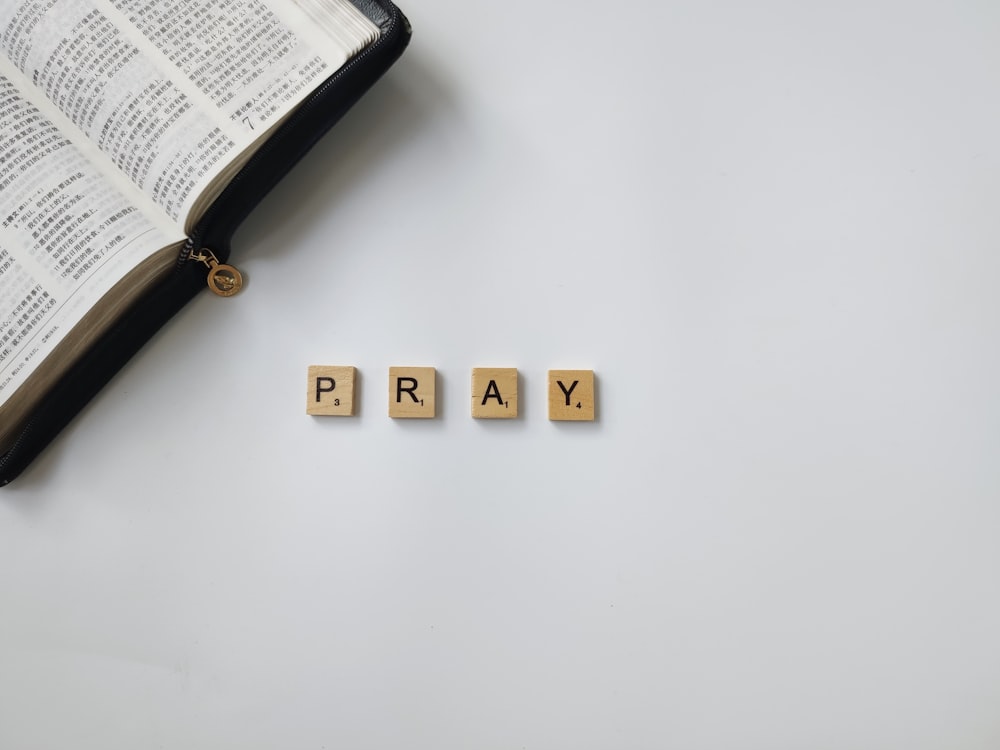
[389,366,436,418]
[548,369,595,421]
[306,365,356,416]
[471,367,518,418]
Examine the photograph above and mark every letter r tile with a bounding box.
[548,369,595,421]
[389,366,436,418]
[306,365,356,416]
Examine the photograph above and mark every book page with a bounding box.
[0,70,182,406]
[0,0,379,229]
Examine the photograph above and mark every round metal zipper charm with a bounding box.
[207,263,243,297]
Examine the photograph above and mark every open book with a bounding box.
[0,0,409,481]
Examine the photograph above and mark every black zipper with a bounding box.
[0,415,34,484]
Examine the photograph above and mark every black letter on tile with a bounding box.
[557,380,579,406]
[316,377,336,402]
[397,377,419,403]
[482,380,503,406]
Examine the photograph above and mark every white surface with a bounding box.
[3,1,1000,747]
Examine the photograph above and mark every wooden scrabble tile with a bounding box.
[471,367,518,418]
[548,369,595,421]
[306,366,356,416]
[388,366,436,418]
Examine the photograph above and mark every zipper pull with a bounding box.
[190,248,243,297]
